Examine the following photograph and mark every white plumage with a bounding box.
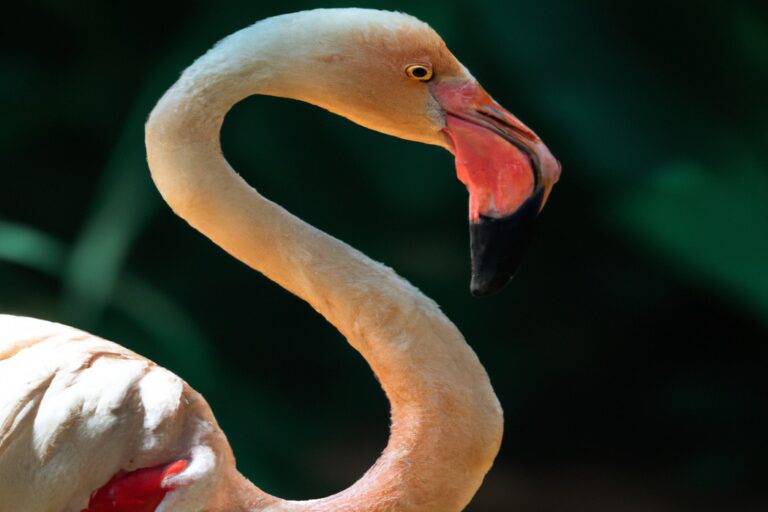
[0,315,229,511]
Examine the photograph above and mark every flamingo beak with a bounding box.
[433,81,561,296]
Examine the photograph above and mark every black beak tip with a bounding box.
[470,273,514,297]
[469,188,543,297]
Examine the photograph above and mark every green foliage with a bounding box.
[618,157,768,319]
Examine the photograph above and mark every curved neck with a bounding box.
[145,18,502,512]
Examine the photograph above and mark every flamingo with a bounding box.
[0,8,560,512]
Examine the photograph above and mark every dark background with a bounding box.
[1,1,767,510]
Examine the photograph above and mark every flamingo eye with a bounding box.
[405,64,433,81]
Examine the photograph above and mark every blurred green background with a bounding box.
[1,0,767,510]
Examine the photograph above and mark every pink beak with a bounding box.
[432,80,561,296]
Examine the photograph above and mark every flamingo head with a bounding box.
[253,9,561,295]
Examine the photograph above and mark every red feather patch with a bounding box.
[82,459,187,512]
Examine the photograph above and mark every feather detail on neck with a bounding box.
[146,8,502,511]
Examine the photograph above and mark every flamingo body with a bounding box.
[0,315,230,511]
[0,7,560,511]
[83,459,187,512]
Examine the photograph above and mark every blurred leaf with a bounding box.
[60,67,178,326]
[0,219,66,274]
[58,2,252,328]
[615,157,768,319]
[0,220,213,386]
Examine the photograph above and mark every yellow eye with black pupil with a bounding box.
[405,64,433,81]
